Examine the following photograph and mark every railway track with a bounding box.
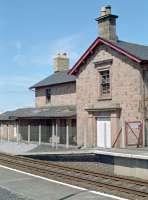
[0,153,147,199]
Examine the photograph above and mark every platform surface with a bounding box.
[22,145,148,160]
[0,141,37,155]
[1,141,148,161]
[94,147,148,160]
[0,165,123,200]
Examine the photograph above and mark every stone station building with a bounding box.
[1,5,148,149]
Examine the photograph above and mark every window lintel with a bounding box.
[94,59,113,70]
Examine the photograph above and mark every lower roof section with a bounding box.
[0,105,76,121]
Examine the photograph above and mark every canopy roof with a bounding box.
[0,105,76,121]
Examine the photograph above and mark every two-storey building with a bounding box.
[0,53,77,147]
[1,5,148,149]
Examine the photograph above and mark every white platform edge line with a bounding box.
[94,150,148,160]
[0,164,128,200]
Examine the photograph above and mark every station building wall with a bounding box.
[35,82,76,107]
[76,44,144,147]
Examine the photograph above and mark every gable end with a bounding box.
[68,37,146,75]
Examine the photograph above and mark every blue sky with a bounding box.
[0,0,148,112]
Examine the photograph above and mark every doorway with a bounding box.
[97,118,111,148]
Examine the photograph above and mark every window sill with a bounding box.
[97,96,112,101]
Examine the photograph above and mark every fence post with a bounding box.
[121,120,125,148]
[55,120,58,149]
[28,124,30,144]
[66,120,69,149]
[52,120,55,148]
[16,123,19,144]
[7,125,10,142]
[142,120,145,147]
[125,121,128,147]
[39,124,41,145]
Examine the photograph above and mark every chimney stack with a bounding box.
[96,5,118,41]
[53,53,69,72]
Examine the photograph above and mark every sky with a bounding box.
[0,0,148,112]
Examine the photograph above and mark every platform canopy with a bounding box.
[0,105,76,121]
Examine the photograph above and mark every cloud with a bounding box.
[15,41,22,51]
[0,33,86,112]
[0,75,42,91]
[47,33,84,66]
[0,75,35,112]
[13,54,26,66]
[12,32,85,68]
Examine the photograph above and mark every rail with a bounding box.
[0,153,147,199]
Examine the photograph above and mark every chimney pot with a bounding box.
[101,6,106,16]
[105,5,111,15]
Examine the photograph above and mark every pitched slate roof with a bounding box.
[69,37,148,75]
[113,40,148,61]
[30,38,148,86]
[0,105,76,121]
[30,70,76,89]
[0,111,17,121]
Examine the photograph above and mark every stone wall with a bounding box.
[35,82,76,107]
[114,156,148,180]
[76,44,144,147]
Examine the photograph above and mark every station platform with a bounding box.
[0,165,122,200]
[1,141,148,161]
[0,142,148,181]
[94,147,148,160]
[0,141,37,155]
[21,146,148,181]
[21,145,148,160]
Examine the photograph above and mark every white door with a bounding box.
[97,118,111,148]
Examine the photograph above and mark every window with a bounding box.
[46,88,51,103]
[100,70,110,96]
